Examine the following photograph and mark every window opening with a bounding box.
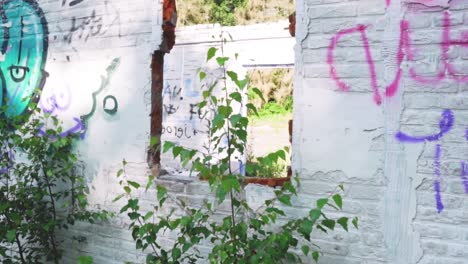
[245,68,293,183]
[158,0,296,186]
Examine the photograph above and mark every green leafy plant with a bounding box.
[116,41,358,263]
[0,100,107,264]
[209,0,247,25]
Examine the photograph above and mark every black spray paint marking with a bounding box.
[80,58,120,138]
[103,95,118,115]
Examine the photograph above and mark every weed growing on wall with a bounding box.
[0,101,107,264]
[116,43,358,263]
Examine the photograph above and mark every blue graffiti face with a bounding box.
[0,0,48,118]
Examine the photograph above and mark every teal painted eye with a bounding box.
[8,66,30,82]
[0,0,48,118]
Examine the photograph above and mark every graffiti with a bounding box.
[38,117,85,139]
[395,109,454,143]
[395,110,468,213]
[0,0,49,118]
[64,10,104,44]
[162,125,199,139]
[62,0,84,7]
[103,95,118,115]
[461,162,468,194]
[327,25,381,105]
[56,2,121,45]
[40,86,72,114]
[328,11,468,105]
[163,104,179,115]
[80,58,120,137]
[433,144,443,213]
[189,103,206,121]
[163,84,183,115]
[37,59,120,139]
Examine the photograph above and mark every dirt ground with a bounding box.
[247,114,291,158]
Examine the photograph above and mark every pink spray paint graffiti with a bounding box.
[327,11,468,105]
[327,25,382,105]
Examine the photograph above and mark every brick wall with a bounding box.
[3,0,468,263]
[295,0,468,263]
[0,0,161,263]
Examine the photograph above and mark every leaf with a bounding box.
[212,113,225,130]
[6,229,16,242]
[112,193,125,203]
[172,247,182,260]
[312,251,319,263]
[117,169,123,178]
[199,71,207,81]
[276,150,286,161]
[332,194,343,209]
[124,186,131,194]
[316,198,328,209]
[251,87,265,102]
[352,217,359,229]
[337,217,349,231]
[146,175,155,191]
[321,219,335,230]
[246,103,258,116]
[230,114,242,127]
[317,224,328,233]
[144,212,154,221]
[207,47,217,61]
[163,141,175,153]
[309,209,321,223]
[226,71,238,82]
[221,176,241,193]
[78,256,94,264]
[237,78,248,90]
[216,57,229,66]
[278,195,292,206]
[299,219,313,240]
[229,92,242,103]
[157,185,167,202]
[301,245,310,256]
[127,181,140,189]
[172,146,183,158]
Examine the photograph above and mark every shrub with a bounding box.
[0,101,107,263]
[116,42,358,264]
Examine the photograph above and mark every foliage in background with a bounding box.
[247,68,293,120]
[210,0,248,26]
[0,101,106,264]
[245,150,288,178]
[116,41,358,263]
[178,0,295,26]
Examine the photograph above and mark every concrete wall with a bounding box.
[0,0,161,263]
[295,0,468,263]
[4,0,468,263]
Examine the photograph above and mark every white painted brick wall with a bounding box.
[5,0,468,263]
[295,0,468,263]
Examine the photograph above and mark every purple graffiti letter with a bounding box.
[395,109,454,143]
[395,109,454,213]
[461,162,468,194]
